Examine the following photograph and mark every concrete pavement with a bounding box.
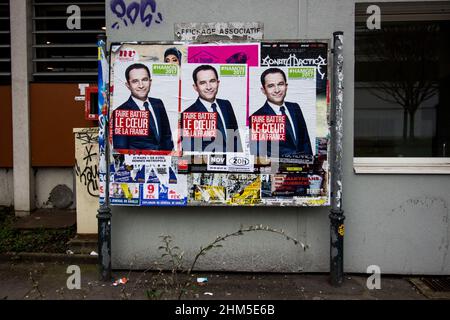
[0,260,427,300]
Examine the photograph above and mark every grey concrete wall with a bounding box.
[0,168,75,209]
[0,169,13,206]
[107,0,300,42]
[34,168,75,210]
[106,0,450,274]
[10,0,34,216]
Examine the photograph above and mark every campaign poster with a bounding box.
[188,173,228,204]
[110,182,140,205]
[207,153,254,173]
[262,173,309,197]
[109,154,187,206]
[110,43,186,120]
[248,66,316,162]
[111,61,179,155]
[226,174,261,205]
[111,43,187,69]
[257,42,330,206]
[126,155,187,206]
[187,173,261,205]
[187,43,260,66]
[180,63,248,156]
[260,42,329,140]
[260,173,328,206]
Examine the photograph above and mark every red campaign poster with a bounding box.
[248,66,317,160]
[180,63,247,154]
[111,60,180,155]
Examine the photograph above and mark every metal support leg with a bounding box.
[97,205,112,281]
[330,209,345,286]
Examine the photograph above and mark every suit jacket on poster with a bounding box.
[181,98,242,153]
[113,96,174,151]
[250,101,312,157]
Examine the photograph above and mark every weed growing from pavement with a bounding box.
[23,271,44,299]
[0,207,75,253]
[140,224,308,300]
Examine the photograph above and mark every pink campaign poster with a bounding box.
[187,43,260,66]
[187,43,260,124]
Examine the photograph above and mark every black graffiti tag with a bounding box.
[76,131,98,146]
[75,145,99,197]
[110,0,163,29]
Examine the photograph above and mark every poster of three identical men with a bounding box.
[111,43,318,161]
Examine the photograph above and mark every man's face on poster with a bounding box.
[193,69,220,103]
[261,72,288,106]
[126,68,151,101]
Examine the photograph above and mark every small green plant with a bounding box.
[145,288,163,300]
[157,235,185,297]
[0,207,75,253]
[149,224,307,300]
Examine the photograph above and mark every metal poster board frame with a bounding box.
[97,34,345,285]
[105,40,332,208]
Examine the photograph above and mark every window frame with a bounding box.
[353,1,450,174]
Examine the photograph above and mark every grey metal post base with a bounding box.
[330,209,345,286]
[97,205,112,281]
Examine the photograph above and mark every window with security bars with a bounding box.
[32,0,105,82]
[0,0,10,84]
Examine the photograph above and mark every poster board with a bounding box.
[108,41,330,206]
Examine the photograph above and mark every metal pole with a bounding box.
[329,31,345,286]
[96,34,112,281]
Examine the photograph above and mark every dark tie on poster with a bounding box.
[144,101,160,142]
[211,102,227,143]
[280,105,295,144]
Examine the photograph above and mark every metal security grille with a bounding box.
[32,0,105,82]
[0,0,10,83]
[421,277,450,292]
[409,277,450,299]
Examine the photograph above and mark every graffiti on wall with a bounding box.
[75,130,98,146]
[75,130,99,198]
[110,0,163,29]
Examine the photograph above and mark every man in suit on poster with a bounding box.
[182,64,242,153]
[250,67,312,158]
[113,63,174,151]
